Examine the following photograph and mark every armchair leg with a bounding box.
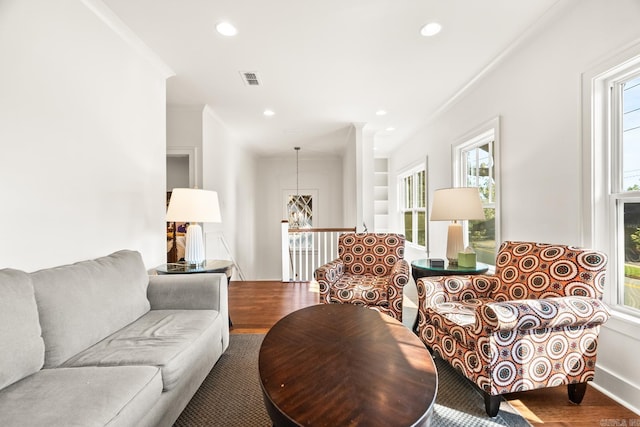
[483,393,501,417]
[568,382,588,404]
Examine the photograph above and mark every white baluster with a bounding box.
[282,222,290,282]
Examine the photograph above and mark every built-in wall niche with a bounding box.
[374,158,389,232]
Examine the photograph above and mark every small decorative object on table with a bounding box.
[457,246,476,268]
[427,258,445,268]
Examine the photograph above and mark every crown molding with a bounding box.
[168,104,206,112]
[82,0,175,79]
[426,0,570,125]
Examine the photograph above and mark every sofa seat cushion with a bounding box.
[63,309,222,391]
[0,366,162,427]
[428,298,493,349]
[0,269,44,390]
[329,275,390,306]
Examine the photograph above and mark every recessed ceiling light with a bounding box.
[421,22,442,37]
[376,110,387,116]
[216,22,237,37]
[263,109,275,117]
[386,127,396,132]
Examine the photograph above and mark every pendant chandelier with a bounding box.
[290,147,305,228]
[295,146,300,199]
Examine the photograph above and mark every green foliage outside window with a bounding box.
[463,142,496,264]
[404,211,413,244]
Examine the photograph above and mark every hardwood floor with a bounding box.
[228,280,640,426]
[228,280,319,334]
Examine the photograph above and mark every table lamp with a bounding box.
[166,188,222,265]
[430,187,484,266]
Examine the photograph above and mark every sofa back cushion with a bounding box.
[0,269,45,389]
[491,241,608,301]
[338,233,405,276]
[32,250,150,367]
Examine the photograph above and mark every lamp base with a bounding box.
[445,222,464,267]
[184,223,205,265]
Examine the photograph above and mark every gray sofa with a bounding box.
[0,250,229,427]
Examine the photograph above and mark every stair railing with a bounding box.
[281,221,355,282]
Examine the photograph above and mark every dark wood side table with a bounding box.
[259,304,437,427]
[156,260,234,325]
[411,259,490,332]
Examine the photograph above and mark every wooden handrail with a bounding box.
[288,227,356,233]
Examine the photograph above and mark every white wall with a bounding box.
[355,125,375,232]
[166,105,257,279]
[343,126,358,228]
[166,156,189,190]
[255,152,345,280]
[167,105,204,188]
[202,107,257,280]
[389,0,640,412]
[0,0,170,271]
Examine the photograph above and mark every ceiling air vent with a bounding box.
[240,71,261,86]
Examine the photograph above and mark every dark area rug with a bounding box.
[174,334,531,426]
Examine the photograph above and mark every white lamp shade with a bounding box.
[430,187,485,221]
[166,188,222,223]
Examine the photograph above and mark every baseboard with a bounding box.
[593,364,640,416]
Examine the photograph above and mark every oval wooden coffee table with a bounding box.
[258,304,437,427]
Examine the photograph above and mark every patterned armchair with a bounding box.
[315,233,410,321]
[416,241,610,417]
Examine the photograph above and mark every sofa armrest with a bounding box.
[314,259,344,303]
[417,274,497,308]
[148,273,228,312]
[148,273,230,352]
[474,296,611,334]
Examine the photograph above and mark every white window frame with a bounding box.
[398,163,427,248]
[452,117,501,266]
[583,41,640,323]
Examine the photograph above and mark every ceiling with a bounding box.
[103,0,560,157]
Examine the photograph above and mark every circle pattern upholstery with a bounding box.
[415,241,610,397]
[315,233,409,321]
[338,233,404,277]
[492,241,607,301]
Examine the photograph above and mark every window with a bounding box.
[283,190,317,250]
[399,166,426,247]
[586,43,640,318]
[610,72,640,312]
[287,194,313,229]
[453,118,500,265]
